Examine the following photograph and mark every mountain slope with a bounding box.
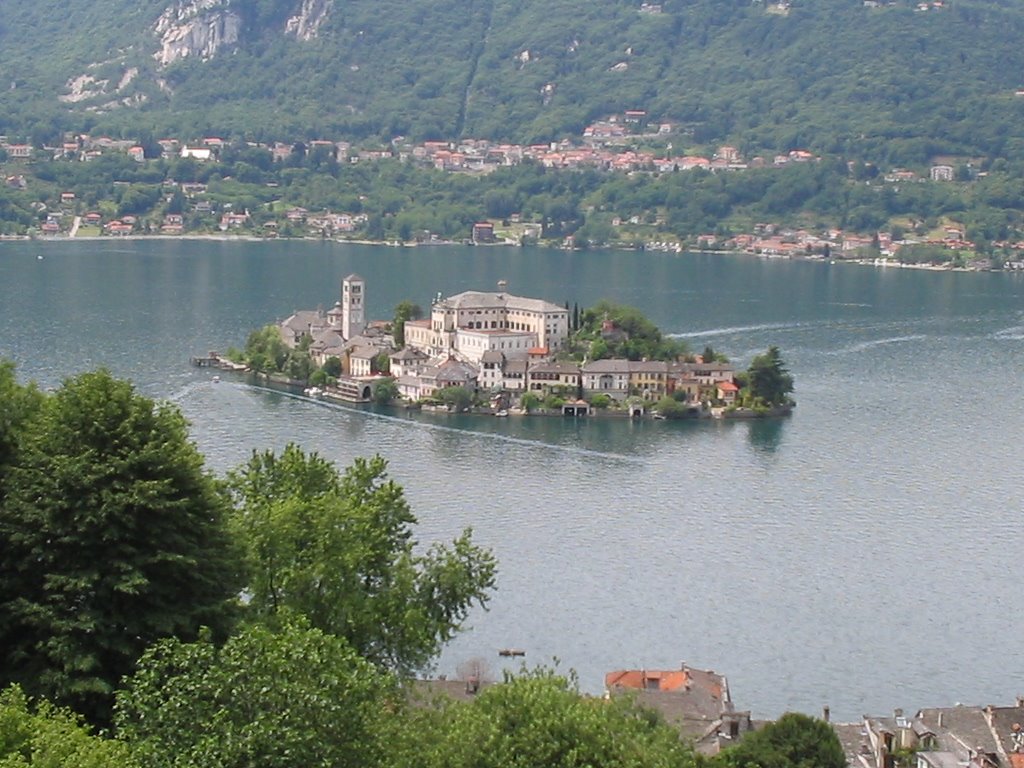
[2,0,1024,161]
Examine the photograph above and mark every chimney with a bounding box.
[1017,696,1024,709]
[895,708,904,719]
[823,705,831,723]
[938,711,944,729]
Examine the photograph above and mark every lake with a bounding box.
[3,238,1023,721]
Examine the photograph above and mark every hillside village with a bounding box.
[1,118,1010,267]
[254,275,758,417]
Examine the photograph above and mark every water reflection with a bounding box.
[747,418,786,453]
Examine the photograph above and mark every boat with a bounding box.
[498,648,525,657]
[212,375,220,383]
[303,386,323,397]
[495,409,509,417]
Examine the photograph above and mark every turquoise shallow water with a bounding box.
[3,239,1024,719]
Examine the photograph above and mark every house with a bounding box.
[127,146,145,162]
[605,663,746,751]
[526,361,581,394]
[846,702,1024,768]
[716,380,739,404]
[180,146,212,161]
[347,345,380,377]
[390,347,430,377]
[5,144,33,159]
[162,214,184,234]
[628,361,670,399]
[581,359,631,399]
[930,164,955,181]
[472,221,496,244]
[478,350,505,391]
[219,212,250,230]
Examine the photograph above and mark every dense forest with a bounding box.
[0,361,838,766]
[4,0,1024,163]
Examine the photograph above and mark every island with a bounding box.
[207,275,794,419]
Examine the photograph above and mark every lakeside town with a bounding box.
[441,659,1024,768]
[204,275,794,419]
[3,112,1019,270]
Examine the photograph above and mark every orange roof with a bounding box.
[605,669,691,692]
[718,381,739,392]
[528,347,549,356]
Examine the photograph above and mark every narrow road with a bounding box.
[69,215,81,237]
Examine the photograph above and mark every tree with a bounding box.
[436,385,473,412]
[0,685,135,768]
[374,378,399,404]
[745,346,794,407]
[394,668,696,768]
[244,324,290,373]
[115,621,394,768]
[227,447,496,675]
[0,361,42,498]
[393,301,424,347]
[0,370,241,724]
[711,712,844,768]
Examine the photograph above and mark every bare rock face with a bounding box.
[153,0,242,66]
[285,0,332,40]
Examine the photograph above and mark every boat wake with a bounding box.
[668,320,810,339]
[830,334,928,355]
[241,383,645,464]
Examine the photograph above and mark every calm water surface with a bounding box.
[2,239,1023,720]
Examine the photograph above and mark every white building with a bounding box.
[404,289,569,360]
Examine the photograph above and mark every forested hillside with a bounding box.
[3,0,1024,161]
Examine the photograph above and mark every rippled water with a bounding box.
[3,240,1024,719]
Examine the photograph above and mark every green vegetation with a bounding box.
[741,346,795,408]
[115,621,395,768]
[0,370,240,725]
[569,300,689,361]
[227,447,496,675]
[0,685,136,768]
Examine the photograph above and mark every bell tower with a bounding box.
[342,273,365,340]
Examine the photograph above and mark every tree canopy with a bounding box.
[709,712,845,768]
[227,446,497,675]
[0,370,241,724]
[744,346,795,408]
[395,668,697,768]
[115,621,395,768]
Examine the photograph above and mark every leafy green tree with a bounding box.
[395,668,696,768]
[436,385,473,412]
[244,324,290,373]
[227,447,496,675]
[393,301,424,347]
[0,361,42,497]
[711,712,844,768]
[654,396,690,419]
[0,685,135,768]
[115,621,394,768]
[0,370,241,724]
[323,355,343,377]
[745,347,794,407]
[374,378,399,404]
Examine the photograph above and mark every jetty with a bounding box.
[189,351,249,372]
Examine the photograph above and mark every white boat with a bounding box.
[495,409,509,417]
[212,375,220,383]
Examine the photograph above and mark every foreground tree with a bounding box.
[0,361,42,497]
[116,621,394,768]
[0,370,241,724]
[710,712,845,768]
[395,668,696,768]
[0,685,135,767]
[228,446,497,675]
